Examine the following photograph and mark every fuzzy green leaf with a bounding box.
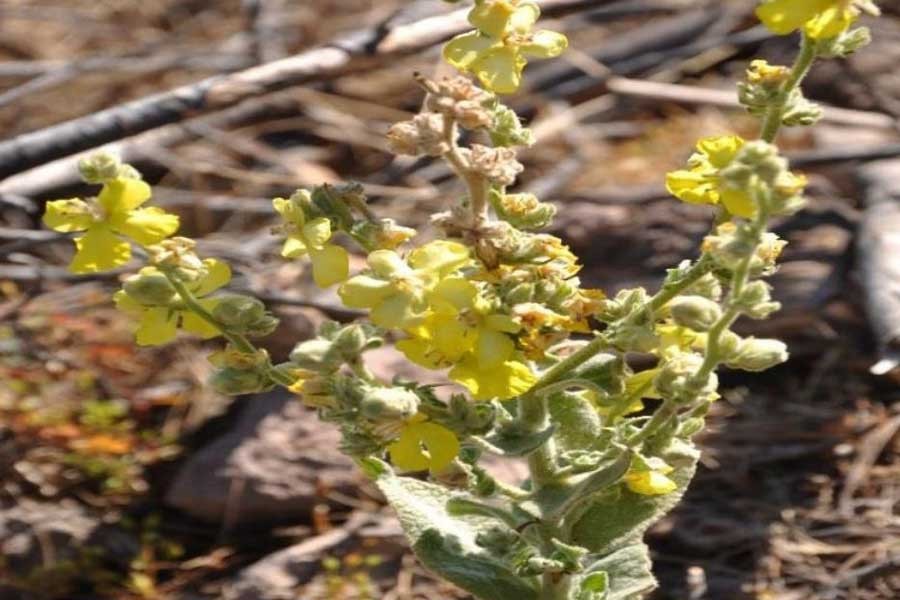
[569,439,699,555]
[548,390,603,452]
[374,470,539,600]
[577,543,656,600]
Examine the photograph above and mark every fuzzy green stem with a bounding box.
[518,393,557,487]
[165,272,295,388]
[760,33,817,143]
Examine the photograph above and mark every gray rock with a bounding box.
[223,513,375,600]
[165,391,358,525]
[0,499,136,577]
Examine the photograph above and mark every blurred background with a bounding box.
[0,1,898,598]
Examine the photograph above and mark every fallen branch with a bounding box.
[0,0,596,181]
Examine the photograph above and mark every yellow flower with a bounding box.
[443,0,567,94]
[388,417,460,474]
[339,241,471,329]
[624,457,677,496]
[113,260,231,346]
[756,0,879,40]
[398,277,518,365]
[272,196,349,288]
[395,277,534,400]
[43,177,179,274]
[666,135,756,218]
[449,356,536,401]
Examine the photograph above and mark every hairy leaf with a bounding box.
[576,543,656,600]
[569,439,699,554]
[374,468,539,600]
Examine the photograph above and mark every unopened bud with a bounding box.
[209,367,270,395]
[669,296,722,332]
[726,338,788,372]
[490,191,556,230]
[78,152,125,184]
[359,387,420,421]
[290,338,339,371]
[489,104,534,148]
[654,351,718,401]
[213,295,265,327]
[387,113,449,157]
[736,281,781,320]
[122,270,176,306]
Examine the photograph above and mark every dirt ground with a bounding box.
[0,1,898,599]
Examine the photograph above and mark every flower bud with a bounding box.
[490,103,534,148]
[505,282,535,304]
[331,324,370,358]
[735,281,781,320]
[122,270,176,306]
[782,91,823,127]
[490,191,556,230]
[726,338,788,372]
[213,294,266,327]
[359,387,420,421]
[209,367,270,395]
[669,296,722,332]
[465,144,523,186]
[387,113,449,157]
[78,152,125,184]
[717,330,742,360]
[289,338,340,371]
[817,26,872,58]
[654,351,718,401]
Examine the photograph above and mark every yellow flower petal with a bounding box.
[371,294,417,329]
[509,1,540,33]
[430,314,477,361]
[397,337,446,369]
[469,0,517,38]
[520,30,568,59]
[134,306,178,346]
[181,300,222,339]
[721,188,756,219]
[388,421,460,473]
[624,471,677,496]
[804,5,857,39]
[484,313,520,334]
[43,199,92,233]
[429,277,477,313]
[70,225,131,274]
[665,169,718,206]
[302,217,333,251]
[697,135,744,168]
[281,236,308,258]
[111,206,179,246]
[98,178,152,216]
[408,240,470,275]
[192,259,232,296]
[755,0,831,35]
[475,328,514,368]
[272,196,305,226]
[443,31,497,71]
[310,244,349,288]
[450,357,535,400]
[472,45,526,95]
[339,275,394,309]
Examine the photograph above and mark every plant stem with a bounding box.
[441,115,490,223]
[759,33,816,143]
[165,272,296,388]
[518,393,557,487]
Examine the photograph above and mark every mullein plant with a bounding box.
[42,1,879,598]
